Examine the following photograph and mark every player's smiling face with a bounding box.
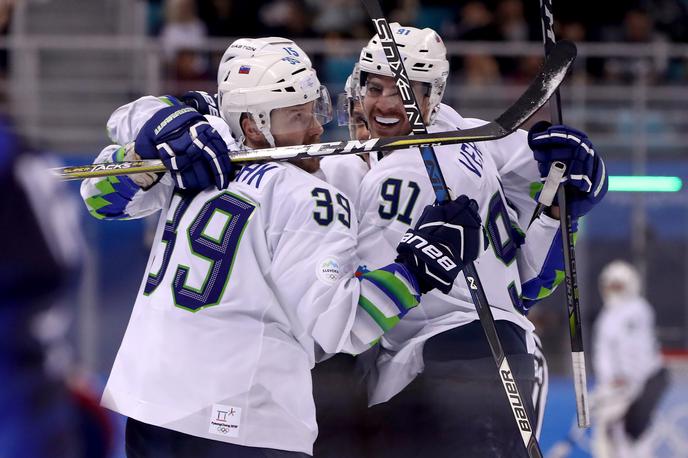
[362,74,431,138]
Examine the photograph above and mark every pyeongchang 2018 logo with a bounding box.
[209,404,242,438]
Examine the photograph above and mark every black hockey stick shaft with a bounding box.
[538,0,590,429]
[53,42,574,182]
[360,1,542,455]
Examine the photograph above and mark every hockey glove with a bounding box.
[528,121,608,219]
[180,90,220,117]
[395,195,483,294]
[134,105,233,191]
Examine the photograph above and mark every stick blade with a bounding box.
[495,40,577,131]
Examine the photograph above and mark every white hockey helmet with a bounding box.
[218,53,332,147]
[599,260,641,301]
[336,63,362,126]
[217,37,312,86]
[357,23,449,124]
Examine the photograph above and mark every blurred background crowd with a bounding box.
[1,0,688,457]
[142,0,688,85]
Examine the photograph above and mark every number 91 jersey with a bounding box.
[102,160,367,454]
[356,108,560,404]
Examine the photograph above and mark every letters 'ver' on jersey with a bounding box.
[458,142,484,177]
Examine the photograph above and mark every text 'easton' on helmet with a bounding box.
[217,37,312,87]
[357,23,449,124]
[217,53,332,147]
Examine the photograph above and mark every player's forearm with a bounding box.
[80,145,171,220]
[107,95,179,145]
[519,214,579,307]
[350,263,420,349]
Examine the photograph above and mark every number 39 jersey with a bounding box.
[86,96,427,453]
[102,160,379,453]
[356,105,561,404]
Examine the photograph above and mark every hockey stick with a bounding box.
[53,43,575,181]
[537,0,590,429]
[359,1,546,456]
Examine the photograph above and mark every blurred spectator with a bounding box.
[644,0,688,42]
[495,0,528,42]
[385,0,419,26]
[603,8,669,83]
[160,0,209,80]
[0,116,113,457]
[494,0,528,79]
[557,21,603,82]
[197,0,263,37]
[309,0,367,37]
[592,260,669,458]
[450,0,500,41]
[0,0,15,78]
[448,1,501,86]
[259,0,316,38]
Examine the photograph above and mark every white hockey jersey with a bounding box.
[357,105,562,404]
[320,154,369,204]
[434,103,542,230]
[87,97,424,454]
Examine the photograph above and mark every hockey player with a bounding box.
[349,24,607,456]
[0,117,113,457]
[314,64,556,456]
[83,51,485,457]
[319,66,370,204]
[592,260,669,458]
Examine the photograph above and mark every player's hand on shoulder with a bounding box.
[134,105,233,191]
[180,90,220,117]
[528,121,608,218]
[395,195,483,294]
[112,142,161,190]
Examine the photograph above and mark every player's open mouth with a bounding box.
[374,116,401,126]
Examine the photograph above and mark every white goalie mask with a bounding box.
[599,260,641,302]
[356,23,449,124]
[218,53,332,147]
[217,37,312,87]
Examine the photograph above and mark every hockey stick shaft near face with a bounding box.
[537,0,590,429]
[359,0,544,455]
[53,42,575,182]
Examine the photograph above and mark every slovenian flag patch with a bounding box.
[239,66,251,74]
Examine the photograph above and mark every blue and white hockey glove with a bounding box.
[395,195,483,294]
[180,90,220,117]
[134,105,233,191]
[528,121,608,219]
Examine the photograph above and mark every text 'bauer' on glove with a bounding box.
[134,105,233,191]
[528,121,608,219]
[395,195,484,295]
